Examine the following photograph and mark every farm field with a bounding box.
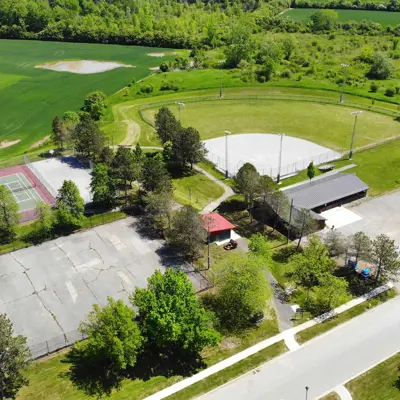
[0,40,177,158]
[141,99,400,149]
[283,9,400,25]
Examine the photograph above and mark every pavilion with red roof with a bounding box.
[201,213,237,243]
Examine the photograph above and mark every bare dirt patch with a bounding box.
[0,139,20,149]
[30,135,50,149]
[149,66,160,71]
[35,60,134,74]
[147,52,177,57]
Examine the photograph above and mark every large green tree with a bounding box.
[73,114,106,160]
[79,298,144,374]
[142,153,171,192]
[167,205,206,260]
[0,314,30,400]
[368,52,394,80]
[83,91,106,120]
[34,201,53,240]
[235,162,260,208]
[171,127,206,169]
[310,10,338,31]
[154,107,181,144]
[90,164,116,208]
[145,186,174,232]
[225,22,255,67]
[212,254,270,330]
[350,231,371,263]
[370,234,400,282]
[132,269,220,355]
[0,186,19,244]
[55,180,85,231]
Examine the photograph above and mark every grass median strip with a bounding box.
[166,341,288,400]
[295,288,397,345]
[346,352,400,400]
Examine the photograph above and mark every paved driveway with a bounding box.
[337,191,400,244]
[200,295,400,400]
[0,217,205,358]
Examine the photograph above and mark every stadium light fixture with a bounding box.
[225,130,231,179]
[340,63,349,103]
[277,133,285,184]
[349,111,362,160]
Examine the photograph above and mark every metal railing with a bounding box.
[24,155,58,198]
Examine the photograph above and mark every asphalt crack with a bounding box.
[54,242,78,272]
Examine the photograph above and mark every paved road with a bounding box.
[200,295,400,400]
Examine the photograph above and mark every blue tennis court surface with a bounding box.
[0,173,44,211]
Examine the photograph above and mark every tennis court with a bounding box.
[0,172,44,211]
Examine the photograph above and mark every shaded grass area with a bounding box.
[346,352,400,400]
[0,211,126,255]
[166,341,287,400]
[19,314,280,400]
[172,170,224,211]
[295,288,397,344]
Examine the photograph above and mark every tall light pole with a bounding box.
[349,111,362,160]
[276,133,285,184]
[175,101,185,121]
[219,61,223,98]
[225,130,231,179]
[305,386,309,400]
[340,63,349,103]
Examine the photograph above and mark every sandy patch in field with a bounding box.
[149,66,160,71]
[35,60,134,74]
[0,139,20,149]
[147,52,177,57]
[30,135,50,149]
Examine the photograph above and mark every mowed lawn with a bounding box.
[142,100,399,149]
[346,352,400,400]
[0,40,176,158]
[172,170,224,210]
[284,9,400,26]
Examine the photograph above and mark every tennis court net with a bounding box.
[2,181,37,194]
[24,156,58,198]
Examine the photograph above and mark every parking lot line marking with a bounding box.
[76,259,102,269]
[109,234,126,250]
[117,271,131,286]
[66,281,78,304]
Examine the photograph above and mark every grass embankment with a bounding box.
[0,211,127,255]
[284,9,400,26]
[346,352,400,400]
[19,300,281,400]
[172,170,224,211]
[0,39,176,158]
[295,288,397,344]
[320,393,340,400]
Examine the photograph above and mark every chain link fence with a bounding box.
[29,330,87,360]
[206,148,344,179]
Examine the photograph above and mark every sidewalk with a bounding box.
[144,282,394,400]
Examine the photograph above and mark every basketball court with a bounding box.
[0,172,44,211]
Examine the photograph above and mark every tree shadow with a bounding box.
[61,346,125,398]
[334,267,377,297]
[272,244,298,263]
[394,366,400,390]
[63,344,205,398]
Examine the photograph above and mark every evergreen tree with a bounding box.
[90,164,117,208]
[142,153,171,192]
[111,147,137,202]
[154,107,181,144]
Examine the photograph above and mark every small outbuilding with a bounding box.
[202,213,237,243]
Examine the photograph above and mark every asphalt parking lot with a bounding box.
[337,190,400,245]
[0,217,206,358]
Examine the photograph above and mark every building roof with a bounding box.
[282,173,369,210]
[202,213,237,233]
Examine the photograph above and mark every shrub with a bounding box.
[160,62,169,72]
[140,85,154,93]
[160,81,179,91]
[281,69,292,78]
[370,82,379,92]
[385,87,396,97]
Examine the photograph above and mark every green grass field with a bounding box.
[142,99,399,149]
[346,352,400,399]
[284,9,400,26]
[0,40,177,158]
[172,170,224,211]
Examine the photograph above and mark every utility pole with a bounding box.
[277,133,285,184]
[287,198,294,244]
[349,111,362,160]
